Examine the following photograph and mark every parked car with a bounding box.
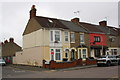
[115,55,120,65]
[0,59,6,66]
[97,55,118,67]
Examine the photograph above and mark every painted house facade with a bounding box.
[13,5,72,66]
[13,5,120,67]
[96,21,120,55]
[60,19,89,61]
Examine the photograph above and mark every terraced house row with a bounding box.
[13,5,120,67]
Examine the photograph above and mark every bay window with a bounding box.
[50,30,61,42]
[78,48,87,59]
[55,31,60,41]
[55,49,61,60]
[50,48,62,61]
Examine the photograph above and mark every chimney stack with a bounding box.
[71,18,80,23]
[9,38,14,42]
[99,21,107,27]
[4,40,8,43]
[0,42,4,45]
[30,5,36,19]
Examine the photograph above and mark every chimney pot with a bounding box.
[4,40,8,43]
[99,21,107,27]
[0,42,4,45]
[71,18,80,23]
[9,38,14,42]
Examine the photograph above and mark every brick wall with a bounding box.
[86,58,97,65]
[43,58,96,69]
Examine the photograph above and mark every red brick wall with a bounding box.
[43,59,83,69]
[86,58,97,65]
[43,59,97,69]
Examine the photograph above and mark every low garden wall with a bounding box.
[86,58,97,65]
[43,58,97,69]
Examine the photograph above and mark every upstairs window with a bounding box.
[64,32,69,42]
[80,33,84,43]
[50,30,61,42]
[70,33,75,43]
[50,31,53,41]
[94,36,101,42]
[55,31,60,41]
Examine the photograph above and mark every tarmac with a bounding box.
[8,64,97,72]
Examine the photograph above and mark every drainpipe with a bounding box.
[43,28,45,61]
[101,36,103,56]
[89,35,91,57]
[44,28,45,60]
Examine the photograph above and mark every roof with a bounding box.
[59,20,88,33]
[79,22,104,34]
[93,24,118,36]
[23,16,118,35]
[35,16,69,29]
[106,26,119,36]
[2,42,22,57]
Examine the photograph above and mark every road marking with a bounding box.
[13,69,25,73]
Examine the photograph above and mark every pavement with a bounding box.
[2,65,119,78]
[8,64,97,72]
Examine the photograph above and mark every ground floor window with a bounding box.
[55,49,61,60]
[111,49,117,55]
[50,48,62,61]
[78,48,87,59]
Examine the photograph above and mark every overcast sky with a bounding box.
[0,0,119,47]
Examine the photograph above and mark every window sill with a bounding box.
[70,42,75,43]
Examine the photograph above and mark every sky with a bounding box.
[0,0,119,47]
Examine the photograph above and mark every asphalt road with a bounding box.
[1,65,120,78]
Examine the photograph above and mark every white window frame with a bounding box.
[94,36,101,42]
[111,49,117,55]
[82,49,87,59]
[70,32,75,43]
[80,33,85,44]
[50,48,62,61]
[64,31,69,42]
[78,48,87,59]
[50,30,61,42]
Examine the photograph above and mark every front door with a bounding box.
[94,49,101,57]
[71,50,75,61]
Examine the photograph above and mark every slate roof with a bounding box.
[79,22,104,34]
[24,16,118,35]
[35,16,69,29]
[94,25,118,36]
[59,20,88,33]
